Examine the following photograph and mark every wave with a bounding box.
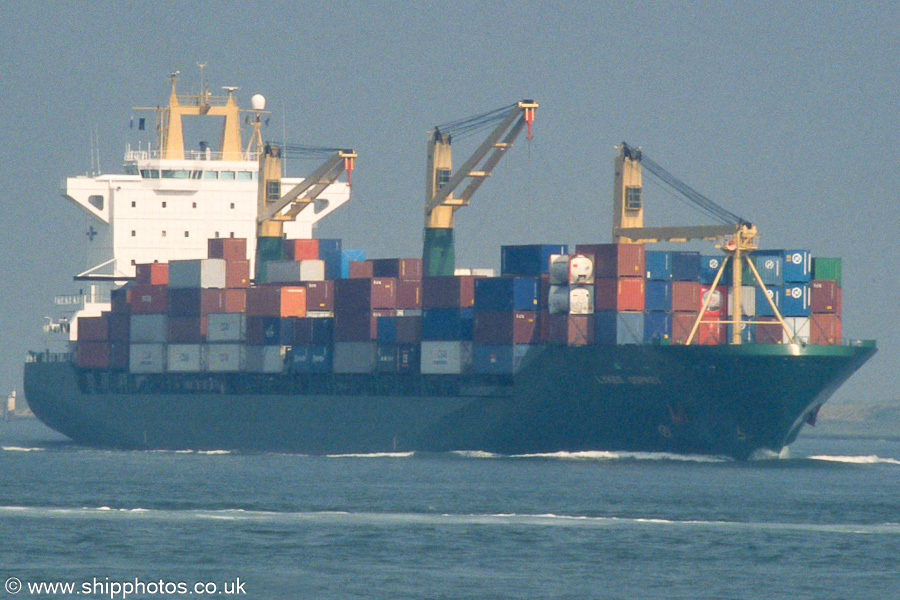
[453,449,729,463]
[325,452,415,459]
[1,505,897,535]
[806,454,900,466]
[1,446,46,452]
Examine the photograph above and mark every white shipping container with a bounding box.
[207,313,246,342]
[727,286,756,317]
[245,345,287,373]
[130,314,168,343]
[783,317,810,344]
[206,343,245,372]
[549,254,594,285]
[168,259,227,289]
[167,344,205,372]
[265,259,326,283]
[548,285,593,315]
[130,343,166,373]
[420,341,473,374]
[471,268,496,277]
[333,341,378,373]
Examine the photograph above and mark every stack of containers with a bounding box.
[420,273,480,374]
[333,276,396,373]
[544,253,594,346]
[372,258,422,374]
[809,257,842,344]
[643,251,672,342]
[75,311,130,369]
[668,251,703,344]
[576,243,645,345]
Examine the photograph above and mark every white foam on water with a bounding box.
[510,450,729,463]
[1,446,45,452]
[325,452,416,459]
[807,454,900,466]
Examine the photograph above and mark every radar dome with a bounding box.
[251,94,266,111]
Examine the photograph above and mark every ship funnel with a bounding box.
[251,94,266,111]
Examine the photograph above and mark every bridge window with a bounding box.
[237,171,253,181]
[140,169,160,179]
[625,186,642,211]
[202,171,218,180]
[89,195,104,210]
[220,171,235,180]
[162,170,190,179]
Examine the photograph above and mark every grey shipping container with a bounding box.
[167,344,206,372]
[168,259,228,289]
[130,314,168,343]
[129,343,166,373]
[420,341,473,374]
[206,343,246,372]
[207,313,246,343]
[333,341,379,374]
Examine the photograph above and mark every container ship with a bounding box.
[24,71,875,460]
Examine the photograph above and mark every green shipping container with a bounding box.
[812,257,842,286]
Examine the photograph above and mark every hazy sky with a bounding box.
[1,1,897,412]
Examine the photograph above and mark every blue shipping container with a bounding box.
[501,244,567,276]
[699,255,731,285]
[317,238,343,280]
[341,249,365,279]
[755,286,783,317]
[746,250,784,286]
[594,311,644,345]
[726,322,755,344]
[781,284,811,316]
[645,251,672,281]
[643,311,672,342]
[290,345,333,373]
[783,249,811,283]
[472,344,536,375]
[644,280,672,312]
[474,277,541,311]
[421,307,474,340]
[671,251,701,281]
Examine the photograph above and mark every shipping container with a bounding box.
[264,260,326,283]
[782,317,810,344]
[755,286,783,318]
[77,342,128,370]
[422,276,478,308]
[110,286,131,314]
[372,258,423,280]
[594,278,645,312]
[167,288,227,317]
[696,322,726,345]
[376,316,422,344]
[246,286,307,317]
[726,321,756,344]
[289,344,333,374]
[575,243,645,279]
[105,313,130,342]
[699,285,728,317]
[594,311,644,345]
[473,311,538,344]
[129,343,166,373]
[699,255,731,285]
[334,309,395,342]
[396,278,422,309]
[643,311,671,343]
[333,341,378,374]
[225,260,250,288]
[501,244,568,276]
[245,345,287,373]
[246,316,282,345]
[341,249,365,278]
[375,343,421,373]
[783,249,812,283]
[284,238,319,261]
[348,260,374,278]
[744,251,784,286]
[670,251,701,281]
[135,262,169,285]
[671,281,701,312]
[812,257,842,286]
[304,281,334,312]
[548,254,595,285]
[255,236,285,283]
[755,318,784,344]
[208,238,247,261]
[547,285,593,315]
[644,280,672,312]
[421,307,474,341]
[317,238,343,280]
[223,289,247,313]
[291,316,334,345]
[77,316,110,342]
[546,314,594,346]
[206,343,245,372]
[474,277,541,311]
[168,259,227,289]
[781,284,811,317]
[207,313,246,343]
[167,316,205,343]
[334,278,397,310]
[727,286,756,318]
[810,313,842,345]
[167,344,205,372]
[670,312,700,345]
[645,251,672,281]
[420,341,473,374]
[128,284,169,314]
[811,280,840,313]
[130,314,168,343]
[472,344,536,375]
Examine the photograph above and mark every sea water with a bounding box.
[1,419,899,599]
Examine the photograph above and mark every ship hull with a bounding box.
[24,343,875,460]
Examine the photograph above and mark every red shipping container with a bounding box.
[226,260,250,288]
[672,281,701,312]
[810,313,842,344]
[671,312,700,344]
[335,309,395,341]
[224,289,247,313]
[699,284,728,317]
[77,342,127,369]
[129,284,169,314]
[285,239,319,261]
[696,323,726,345]
[755,317,784,344]
[348,260,374,278]
[547,314,594,346]
[397,279,422,309]
[372,258,423,280]
[305,281,334,311]
[811,280,839,314]
[473,311,538,344]
[78,316,109,341]
[575,243,645,278]
[540,274,551,309]
[135,262,169,285]
[594,278,645,312]
[168,316,205,343]
[208,238,247,261]
[168,289,227,317]
[334,278,397,310]
[422,276,478,308]
[246,286,307,317]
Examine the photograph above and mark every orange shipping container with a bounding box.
[246,286,307,317]
[226,260,251,288]
[810,313,842,344]
[135,262,169,285]
[285,239,320,261]
[594,278,645,312]
[208,238,248,261]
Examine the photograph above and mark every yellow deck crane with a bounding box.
[423,101,537,276]
[251,96,356,280]
[612,143,793,345]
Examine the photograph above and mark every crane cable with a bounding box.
[434,103,519,142]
